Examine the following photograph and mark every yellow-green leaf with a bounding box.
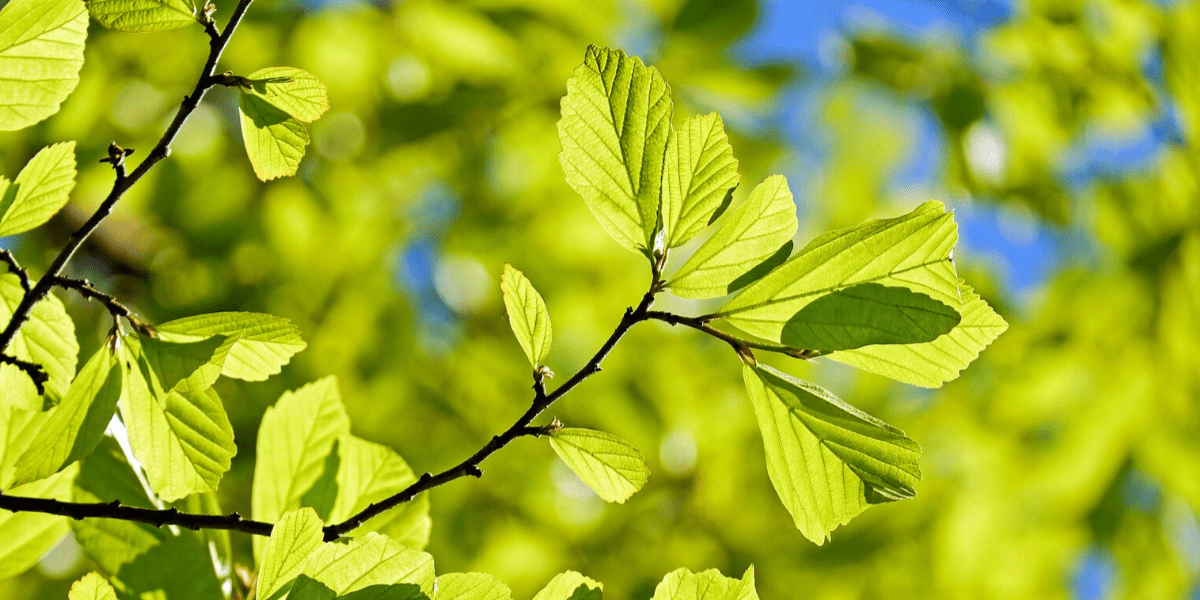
[86,0,197,33]
[651,567,758,600]
[256,508,324,600]
[549,427,649,503]
[500,264,552,367]
[662,112,740,248]
[0,273,78,404]
[532,572,603,600]
[436,573,514,600]
[0,0,87,131]
[0,142,77,237]
[68,572,118,600]
[239,93,310,181]
[244,67,330,123]
[156,312,307,382]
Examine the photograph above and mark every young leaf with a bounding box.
[780,283,961,352]
[0,142,78,237]
[120,336,236,501]
[0,272,79,403]
[85,0,197,32]
[326,434,430,547]
[662,113,740,248]
[500,264,552,367]
[718,201,960,342]
[667,175,797,299]
[436,573,514,600]
[138,334,233,394]
[742,364,921,545]
[0,463,77,578]
[239,93,310,181]
[532,572,603,600]
[252,377,349,557]
[0,0,87,131]
[156,312,307,381]
[651,566,758,600]
[558,45,672,254]
[548,428,650,503]
[829,281,1008,387]
[243,67,330,123]
[299,532,436,597]
[11,346,123,487]
[256,508,324,600]
[69,572,118,600]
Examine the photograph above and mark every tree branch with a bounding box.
[644,311,821,362]
[321,286,660,540]
[0,492,273,536]
[0,0,256,372]
[0,249,31,292]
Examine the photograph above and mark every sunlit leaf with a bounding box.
[780,283,961,352]
[0,142,77,237]
[85,0,196,32]
[436,573,514,600]
[326,434,430,547]
[0,463,77,578]
[558,45,672,254]
[829,281,1008,386]
[256,508,324,600]
[136,334,232,395]
[120,336,236,501]
[252,377,349,558]
[532,572,603,600]
[298,532,435,597]
[667,175,797,298]
[662,112,740,248]
[0,272,79,404]
[0,0,87,131]
[244,67,330,123]
[240,93,310,181]
[742,364,921,545]
[651,566,757,600]
[500,264,553,367]
[549,427,649,503]
[12,346,122,486]
[156,312,307,381]
[718,201,960,342]
[68,572,118,600]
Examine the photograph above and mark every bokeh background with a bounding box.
[2,0,1199,598]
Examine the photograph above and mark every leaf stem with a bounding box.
[0,0,256,374]
[644,311,820,361]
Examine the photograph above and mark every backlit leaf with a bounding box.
[299,532,435,598]
[532,572,603,600]
[558,45,672,253]
[436,573,514,600]
[0,272,79,404]
[85,0,196,32]
[661,113,740,248]
[651,567,757,600]
[68,573,118,600]
[742,364,921,545]
[257,508,323,600]
[0,142,77,237]
[780,283,961,353]
[240,93,310,181]
[244,67,330,123]
[0,0,88,131]
[500,264,552,367]
[156,312,307,381]
[549,428,649,503]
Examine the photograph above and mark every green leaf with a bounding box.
[85,0,197,33]
[156,312,307,381]
[71,437,163,575]
[299,532,435,598]
[666,175,798,299]
[138,334,233,395]
[780,283,961,353]
[120,336,237,501]
[829,281,1008,387]
[0,402,49,487]
[257,508,324,600]
[500,264,553,367]
[661,113,740,248]
[327,434,430,546]
[0,0,87,131]
[742,364,921,545]
[532,572,603,600]
[252,377,349,557]
[11,346,122,486]
[558,45,672,253]
[436,573,514,600]
[244,67,330,123]
[717,201,961,343]
[0,463,77,578]
[0,272,79,404]
[240,93,310,181]
[651,567,757,600]
[0,142,77,237]
[69,572,119,600]
[548,428,649,503]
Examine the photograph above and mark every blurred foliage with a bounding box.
[1,0,1198,598]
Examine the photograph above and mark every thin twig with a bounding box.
[0,250,31,292]
[0,0,256,370]
[645,310,821,361]
[53,277,131,318]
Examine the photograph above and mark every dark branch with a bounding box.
[644,310,820,361]
[0,354,47,395]
[0,492,273,537]
[0,249,31,292]
[0,0,256,374]
[321,287,660,541]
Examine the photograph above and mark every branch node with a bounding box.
[465,465,483,478]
